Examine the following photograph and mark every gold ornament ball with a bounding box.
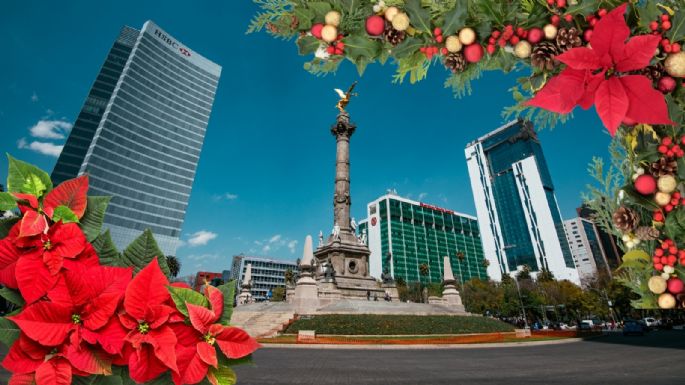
[325,11,341,27]
[392,12,410,31]
[658,175,678,193]
[665,52,685,78]
[658,293,677,309]
[655,191,672,206]
[544,24,558,40]
[321,25,338,43]
[648,275,668,294]
[445,35,463,53]
[514,41,532,58]
[385,6,399,22]
[458,27,476,45]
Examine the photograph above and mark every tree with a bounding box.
[463,279,503,315]
[284,268,295,286]
[271,286,285,302]
[516,265,532,281]
[165,255,181,278]
[419,263,429,277]
[537,268,555,282]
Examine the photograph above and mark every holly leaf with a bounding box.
[43,175,89,219]
[344,35,381,62]
[637,1,660,31]
[665,209,685,244]
[391,36,424,59]
[292,7,314,31]
[297,36,320,56]
[6,154,53,195]
[167,286,209,318]
[120,229,171,277]
[79,196,111,242]
[404,0,432,34]
[53,205,79,224]
[620,75,675,127]
[441,0,468,36]
[0,286,25,307]
[621,184,660,211]
[0,316,20,347]
[217,280,236,325]
[0,192,17,211]
[92,230,122,267]
[306,2,332,19]
[594,77,629,135]
[566,0,601,16]
[666,8,685,43]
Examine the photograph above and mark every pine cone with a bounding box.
[556,28,582,52]
[612,206,640,232]
[384,25,406,46]
[444,52,467,73]
[640,65,665,82]
[531,41,560,71]
[650,157,678,177]
[634,226,660,241]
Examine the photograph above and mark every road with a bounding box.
[1,331,683,384]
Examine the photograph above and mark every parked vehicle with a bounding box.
[623,320,646,336]
[578,321,593,331]
[642,317,660,328]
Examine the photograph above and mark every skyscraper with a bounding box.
[563,217,612,286]
[51,21,221,255]
[359,193,488,284]
[465,120,579,284]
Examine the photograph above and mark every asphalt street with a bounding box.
[1,331,683,384]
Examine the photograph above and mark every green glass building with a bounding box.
[358,194,487,284]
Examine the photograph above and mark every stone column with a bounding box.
[293,236,320,314]
[442,256,465,311]
[331,112,356,239]
[237,263,253,306]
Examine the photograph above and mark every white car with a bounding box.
[642,317,660,328]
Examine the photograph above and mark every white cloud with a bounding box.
[212,192,238,202]
[418,192,428,200]
[17,138,63,157]
[187,230,218,247]
[31,92,38,102]
[269,234,282,243]
[262,245,271,253]
[288,240,298,254]
[29,119,72,139]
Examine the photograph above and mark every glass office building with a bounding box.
[228,255,299,301]
[51,21,221,255]
[465,120,579,284]
[564,217,612,286]
[359,194,487,284]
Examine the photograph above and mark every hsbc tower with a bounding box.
[51,21,221,256]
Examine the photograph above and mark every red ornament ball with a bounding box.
[635,174,657,195]
[527,28,544,44]
[311,23,324,39]
[658,76,677,94]
[667,277,684,294]
[464,43,484,63]
[366,15,385,36]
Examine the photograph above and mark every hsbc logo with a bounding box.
[179,47,191,57]
[154,29,191,58]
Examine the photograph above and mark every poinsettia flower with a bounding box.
[171,286,259,385]
[527,3,674,135]
[118,259,180,383]
[3,334,76,385]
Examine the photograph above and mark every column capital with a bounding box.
[331,112,356,138]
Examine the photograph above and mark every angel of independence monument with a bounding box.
[314,83,385,300]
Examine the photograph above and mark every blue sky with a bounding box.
[0,1,613,276]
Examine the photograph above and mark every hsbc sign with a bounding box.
[153,29,192,58]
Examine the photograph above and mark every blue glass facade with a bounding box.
[51,21,221,255]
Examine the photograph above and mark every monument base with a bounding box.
[442,283,466,312]
[293,277,319,315]
[381,283,400,302]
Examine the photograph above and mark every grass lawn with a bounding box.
[284,314,515,335]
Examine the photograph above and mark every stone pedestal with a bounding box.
[237,288,252,306]
[285,285,295,304]
[441,256,465,312]
[317,281,343,307]
[292,236,320,314]
[381,283,400,302]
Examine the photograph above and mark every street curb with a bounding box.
[259,337,590,350]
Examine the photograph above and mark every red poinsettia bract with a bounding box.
[3,334,76,385]
[172,286,259,385]
[119,258,180,383]
[527,3,674,135]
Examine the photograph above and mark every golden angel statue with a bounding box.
[334,82,358,112]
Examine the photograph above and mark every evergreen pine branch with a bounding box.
[247,0,294,35]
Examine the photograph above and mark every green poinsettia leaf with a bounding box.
[0,217,19,240]
[0,317,20,348]
[73,375,123,385]
[209,364,237,385]
[0,287,25,307]
[6,154,53,195]
[217,280,236,325]
[404,0,432,34]
[121,229,171,277]
[53,205,79,224]
[93,230,122,267]
[79,196,111,242]
[0,192,17,211]
[167,286,209,317]
[441,0,468,36]
[114,367,171,385]
[297,35,320,56]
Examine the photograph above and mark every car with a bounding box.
[642,317,660,328]
[578,321,593,331]
[623,320,645,336]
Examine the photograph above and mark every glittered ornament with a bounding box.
[634,174,657,195]
[514,41,532,58]
[445,35,462,53]
[648,275,667,294]
[668,277,684,294]
[665,52,685,77]
[463,43,484,63]
[392,12,410,31]
[657,175,677,193]
[325,11,341,27]
[311,23,324,39]
[385,6,399,22]
[655,191,671,206]
[366,15,385,36]
[527,28,544,44]
[543,24,558,40]
[658,76,677,93]
[458,27,476,45]
[658,293,676,309]
[321,25,338,43]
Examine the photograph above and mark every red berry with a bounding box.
[516,27,525,37]
[583,29,593,42]
[653,256,661,264]
[590,18,597,27]
[586,15,595,22]
[674,192,681,199]
[663,21,671,30]
[326,46,335,54]
[441,47,448,55]
[661,38,670,47]
[598,9,607,17]
[510,36,520,44]
[655,212,664,222]
[661,256,669,264]
[498,38,507,47]
[546,0,554,5]
[335,48,343,55]
[650,21,659,31]
[673,43,681,53]
[565,14,573,22]
[557,0,566,8]
[668,255,677,265]
[662,136,673,146]
[656,249,664,257]
[659,76,677,94]
[673,145,681,153]
[436,35,444,43]
[551,15,561,25]
[658,145,668,153]
[666,204,674,212]
[669,246,678,254]
[665,44,673,53]
[505,24,514,31]
[492,30,501,38]
[434,27,442,36]
[528,28,544,44]
[662,14,670,22]
[668,150,675,157]
[489,37,496,44]
[336,42,345,49]
[337,34,344,40]
[487,44,496,54]
[655,263,664,271]
[671,199,679,206]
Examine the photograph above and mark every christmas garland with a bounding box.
[249,0,685,309]
[0,156,259,385]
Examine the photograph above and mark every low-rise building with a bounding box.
[228,255,298,301]
[563,217,612,286]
